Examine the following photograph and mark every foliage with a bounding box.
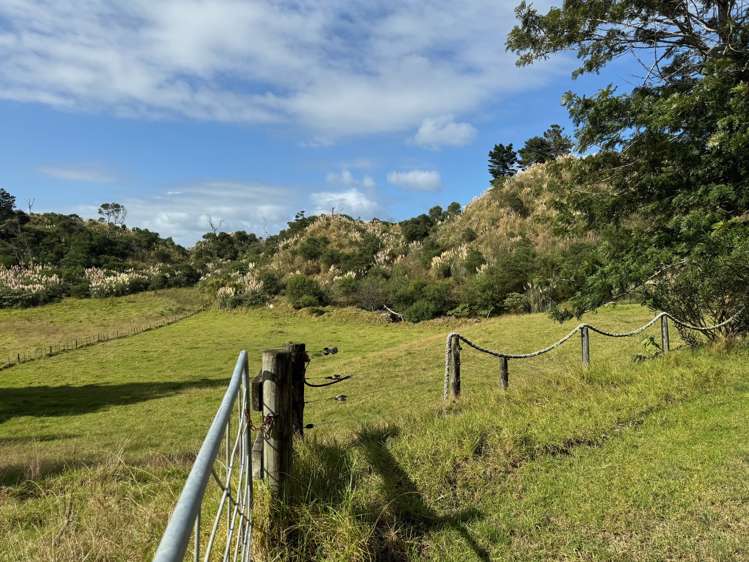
[97,202,127,226]
[488,143,518,180]
[0,264,63,307]
[399,214,434,243]
[508,0,749,332]
[286,274,327,309]
[518,124,573,167]
[0,188,14,219]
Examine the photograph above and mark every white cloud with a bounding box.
[0,1,568,137]
[412,115,476,149]
[326,168,376,190]
[39,165,116,183]
[387,169,441,191]
[310,189,379,217]
[103,181,294,245]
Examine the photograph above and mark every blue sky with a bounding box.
[0,1,640,246]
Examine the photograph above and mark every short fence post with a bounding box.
[581,326,590,368]
[499,356,509,390]
[447,335,461,400]
[261,349,293,497]
[661,316,670,353]
[287,343,307,438]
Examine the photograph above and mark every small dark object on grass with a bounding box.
[305,423,315,429]
[322,346,338,355]
[335,394,347,401]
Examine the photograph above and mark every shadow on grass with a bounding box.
[0,377,227,424]
[288,425,488,561]
[357,426,489,561]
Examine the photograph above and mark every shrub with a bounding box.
[464,249,485,274]
[297,236,328,261]
[286,275,327,309]
[260,271,283,297]
[0,264,63,307]
[644,226,749,342]
[461,228,477,243]
[404,299,440,322]
[503,292,529,313]
[85,267,150,297]
[354,274,390,311]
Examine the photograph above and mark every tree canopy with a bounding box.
[508,0,749,331]
[488,143,519,181]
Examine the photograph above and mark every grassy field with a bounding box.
[0,302,746,560]
[0,288,205,364]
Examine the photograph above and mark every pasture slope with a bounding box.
[0,295,746,561]
[0,287,205,366]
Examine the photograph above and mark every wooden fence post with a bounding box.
[261,348,293,497]
[661,316,670,353]
[581,326,590,368]
[287,343,307,438]
[499,356,509,390]
[447,335,461,400]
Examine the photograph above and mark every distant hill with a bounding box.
[0,207,197,306]
[201,159,597,320]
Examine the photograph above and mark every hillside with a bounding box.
[0,203,198,306]
[201,160,597,321]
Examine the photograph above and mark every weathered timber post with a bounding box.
[447,335,461,400]
[261,348,293,497]
[661,316,670,353]
[499,356,509,390]
[287,343,307,438]
[581,326,590,368]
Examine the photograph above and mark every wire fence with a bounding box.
[153,351,253,562]
[444,309,743,399]
[1,306,206,371]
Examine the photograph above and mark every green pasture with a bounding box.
[0,300,746,560]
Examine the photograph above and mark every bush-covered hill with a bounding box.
[199,161,598,321]
[0,193,198,307]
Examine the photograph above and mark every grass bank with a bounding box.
[0,288,205,365]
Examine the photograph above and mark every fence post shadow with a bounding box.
[355,425,490,561]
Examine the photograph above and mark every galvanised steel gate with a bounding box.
[153,351,253,562]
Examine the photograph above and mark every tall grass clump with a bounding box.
[0,264,63,307]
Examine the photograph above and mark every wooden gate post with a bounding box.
[287,343,307,438]
[447,335,461,400]
[581,326,590,368]
[661,316,670,353]
[261,348,293,497]
[499,356,509,390]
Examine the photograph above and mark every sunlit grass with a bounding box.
[0,302,746,560]
[0,287,205,364]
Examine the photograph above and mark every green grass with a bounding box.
[0,303,746,560]
[0,287,205,363]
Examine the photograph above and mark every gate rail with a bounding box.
[153,351,253,562]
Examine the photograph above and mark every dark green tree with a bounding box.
[97,202,127,225]
[488,143,518,181]
[544,124,573,158]
[428,205,445,222]
[508,0,749,332]
[0,188,15,219]
[519,124,574,167]
[518,136,553,167]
